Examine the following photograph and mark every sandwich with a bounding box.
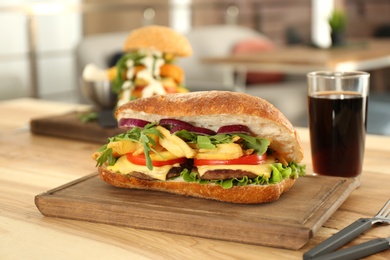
[107,25,192,107]
[92,91,305,204]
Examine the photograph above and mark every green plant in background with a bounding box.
[328,9,347,33]
[328,9,347,46]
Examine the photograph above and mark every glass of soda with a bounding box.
[307,71,370,179]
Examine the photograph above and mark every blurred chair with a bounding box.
[176,24,282,91]
[75,31,129,78]
[75,31,128,103]
[245,77,307,126]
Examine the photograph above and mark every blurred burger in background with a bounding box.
[82,25,192,109]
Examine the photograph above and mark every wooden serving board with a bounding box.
[30,111,123,144]
[35,174,359,250]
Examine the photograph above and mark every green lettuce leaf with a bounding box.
[179,162,306,189]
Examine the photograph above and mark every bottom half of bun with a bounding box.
[98,166,296,204]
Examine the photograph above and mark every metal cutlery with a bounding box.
[308,236,390,260]
[303,199,390,259]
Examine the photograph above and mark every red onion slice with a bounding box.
[160,118,216,135]
[170,124,216,135]
[217,125,251,135]
[170,124,192,133]
[191,126,216,135]
[159,119,193,130]
[118,118,151,129]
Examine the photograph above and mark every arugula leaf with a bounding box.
[95,123,161,170]
[174,129,197,141]
[237,134,270,155]
[78,111,98,123]
[96,148,115,167]
[174,130,270,155]
[212,134,233,143]
[197,135,216,149]
[112,52,146,94]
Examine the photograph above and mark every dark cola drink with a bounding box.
[308,91,368,177]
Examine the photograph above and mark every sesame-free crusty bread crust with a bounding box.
[98,167,296,204]
[123,25,192,57]
[116,91,304,163]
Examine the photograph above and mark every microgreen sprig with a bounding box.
[96,123,161,170]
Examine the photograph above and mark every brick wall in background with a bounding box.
[345,0,390,38]
[345,0,390,92]
[82,0,170,35]
[81,0,390,44]
[191,0,390,45]
[191,0,311,45]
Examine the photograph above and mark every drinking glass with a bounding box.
[307,71,370,179]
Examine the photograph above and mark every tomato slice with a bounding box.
[131,85,146,99]
[194,153,267,166]
[126,153,187,167]
[163,86,179,94]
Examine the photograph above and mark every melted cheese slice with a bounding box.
[197,156,275,178]
[107,155,174,181]
[107,155,274,181]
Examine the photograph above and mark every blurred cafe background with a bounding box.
[1,0,390,134]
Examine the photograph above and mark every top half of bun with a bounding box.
[123,25,192,57]
[116,91,304,163]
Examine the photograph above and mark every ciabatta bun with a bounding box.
[98,167,296,204]
[123,25,192,57]
[116,91,304,163]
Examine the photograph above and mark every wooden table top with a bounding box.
[1,98,390,259]
[202,39,390,73]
